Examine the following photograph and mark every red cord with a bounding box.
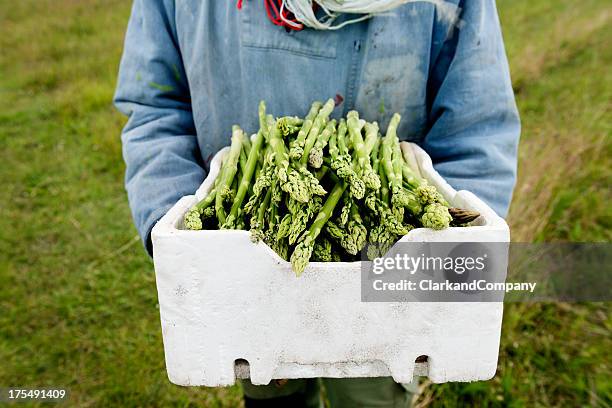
[264,0,281,25]
[268,0,304,30]
[238,0,303,30]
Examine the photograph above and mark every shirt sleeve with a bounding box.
[114,0,205,255]
[423,0,520,217]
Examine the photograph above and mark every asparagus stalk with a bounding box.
[330,119,365,199]
[347,111,380,190]
[339,190,352,226]
[244,164,274,215]
[328,121,340,159]
[312,238,333,262]
[241,106,274,216]
[266,182,281,240]
[250,188,272,242]
[379,148,390,206]
[346,201,367,255]
[289,101,322,159]
[277,116,303,137]
[239,142,248,173]
[370,134,381,172]
[300,98,335,166]
[272,239,289,261]
[277,213,292,240]
[296,165,327,197]
[214,126,243,225]
[337,119,349,155]
[287,196,322,245]
[365,138,381,211]
[421,203,452,230]
[229,174,238,203]
[308,119,336,169]
[382,114,400,185]
[382,113,416,211]
[224,103,267,229]
[183,188,217,230]
[325,220,347,245]
[363,121,380,155]
[400,161,448,206]
[269,120,311,203]
[291,182,347,275]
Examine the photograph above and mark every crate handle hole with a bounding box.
[234,359,250,379]
[415,355,429,363]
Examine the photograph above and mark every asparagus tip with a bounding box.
[421,203,453,230]
[291,241,314,276]
[183,208,203,230]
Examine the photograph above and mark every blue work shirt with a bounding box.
[114,0,520,252]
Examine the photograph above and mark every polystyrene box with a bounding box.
[151,142,510,387]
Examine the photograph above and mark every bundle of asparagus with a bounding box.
[183,100,480,275]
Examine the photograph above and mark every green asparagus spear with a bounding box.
[347,111,380,190]
[346,203,367,255]
[289,101,322,159]
[224,103,267,228]
[330,119,366,199]
[363,121,380,155]
[378,156,393,205]
[400,161,448,206]
[183,188,217,230]
[312,237,333,262]
[291,182,347,275]
[325,220,347,245]
[308,119,336,169]
[277,116,303,137]
[339,191,352,226]
[365,138,382,211]
[382,113,415,210]
[250,188,272,242]
[277,213,292,240]
[269,120,310,203]
[337,118,349,156]
[421,203,452,230]
[239,142,248,173]
[215,126,243,225]
[287,196,322,245]
[300,98,335,166]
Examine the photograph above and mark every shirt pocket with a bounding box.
[239,2,338,59]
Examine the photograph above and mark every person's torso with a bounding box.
[173,1,460,167]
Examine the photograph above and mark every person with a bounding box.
[114,1,519,406]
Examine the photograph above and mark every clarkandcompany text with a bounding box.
[372,279,537,293]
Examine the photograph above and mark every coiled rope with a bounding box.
[238,0,457,30]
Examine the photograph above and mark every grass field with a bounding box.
[0,1,610,406]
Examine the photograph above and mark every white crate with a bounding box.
[151,143,509,387]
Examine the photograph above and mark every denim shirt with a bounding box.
[114,0,520,252]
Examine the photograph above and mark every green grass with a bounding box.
[0,0,610,407]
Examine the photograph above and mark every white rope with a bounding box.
[282,0,459,30]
